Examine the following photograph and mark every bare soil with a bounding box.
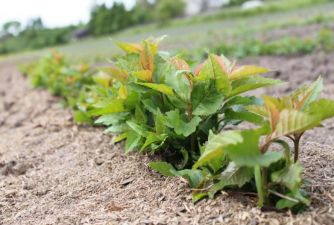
[0,52,333,225]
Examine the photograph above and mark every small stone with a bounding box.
[94,157,104,166]
[35,189,50,196]
[23,183,34,190]
[121,177,135,186]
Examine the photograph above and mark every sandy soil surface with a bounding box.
[0,52,334,225]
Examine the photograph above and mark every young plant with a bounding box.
[23,50,94,109]
[152,77,334,211]
[93,37,279,170]
[248,77,334,162]
[22,37,334,212]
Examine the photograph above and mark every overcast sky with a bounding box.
[0,0,135,28]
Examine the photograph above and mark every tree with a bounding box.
[229,0,249,6]
[2,21,21,35]
[27,18,44,30]
[154,0,186,22]
[88,3,132,36]
[131,0,155,24]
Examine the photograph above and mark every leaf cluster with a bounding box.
[22,37,334,212]
[152,76,334,211]
[21,50,94,109]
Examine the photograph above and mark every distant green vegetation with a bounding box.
[1,0,332,56]
[211,28,334,59]
[0,0,186,55]
[183,0,332,25]
[88,0,186,36]
[89,3,133,36]
[154,0,186,23]
[0,26,75,55]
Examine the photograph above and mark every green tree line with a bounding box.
[0,0,186,55]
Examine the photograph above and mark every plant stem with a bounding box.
[254,165,264,207]
[268,190,299,203]
[262,168,269,205]
[213,113,219,133]
[190,134,196,153]
[294,134,302,162]
[274,139,291,165]
[187,103,196,153]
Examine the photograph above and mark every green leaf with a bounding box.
[137,82,174,96]
[125,131,142,153]
[302,76,323,109]
[95,112,129,126]
[276,190,310,210]
[304,98,334,120]
[193,92,225,116]
[166,109,202,137]
[191,80,225,116]
[115,41,142,54]
[73,111,93,124]
[165,71,191,102]
[290,76,323,110]
[118,84,128,99]
[224,108,264,125]
[115,54,141,72]
[135,105,147,123]
[132,70,152,82]
[246,105,268,117]
[176,169,206,188]
[223,96,262,108]
[192,192,208,203]
[148,161,176,177]
[100,67,128,83]
[208,162,253,198]
[142,99,157,114]
[126,121,147,136]
[229,76,282,97]
[223,129,284,167]
[141,132,167,151]
[193,131,241,169]
[229,65,269,81]
[113,132,128,143]
[276,198,298,209]
[104,124,128,134]
[198,54,231,95]
[271,162,303,191]
[155,109,167,134]
[272,109,321,139]
[93,72,112,87]
[89,99,125,116]
[276,198,299,209]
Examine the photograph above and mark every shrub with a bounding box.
[23,37,334,211]
[89,3,133,36]
[213,28,334,58]
[21,50,94,108]
[155,0,186,23]
[0,26,75,55]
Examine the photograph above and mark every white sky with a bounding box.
[0,0,135,28]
